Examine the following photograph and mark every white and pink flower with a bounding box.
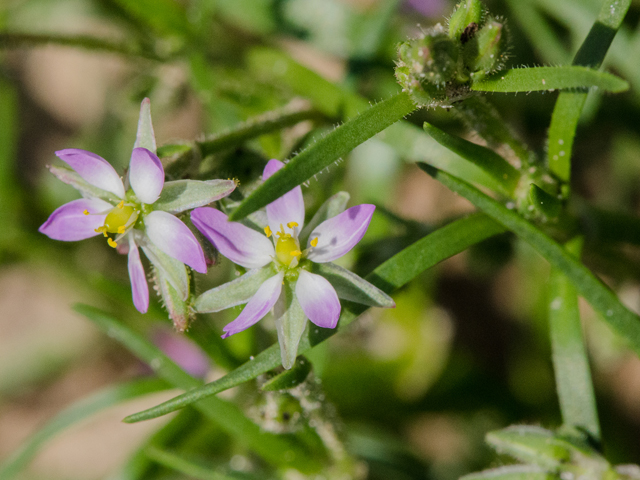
[191,159,395,368]
[40,99,236,314]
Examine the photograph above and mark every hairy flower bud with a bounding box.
[448,0,486,41]
[464,17,508,75]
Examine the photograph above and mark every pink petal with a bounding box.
[39,198,111,241]
[263,159,305,235]
[190,207,274,269]
[306,204,375,263]
[55,149,125,198]
[222,272,284,338]
[128,237,149,313]
[295,270,341,328]
[144,211,207,273]
[129,147,164,204]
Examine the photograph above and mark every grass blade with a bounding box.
[419,164,640,358]
[122,213,505,423]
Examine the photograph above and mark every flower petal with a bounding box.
[39,198,111,241]
[306,204,375,263]
[144,211,207,273]
[222,271,284,338]
[263,159,305,235]
[129,147,164,204]
[295,270,341,329]
[190,207,274,269]
[55,149,125,198]
[128,237,149,313]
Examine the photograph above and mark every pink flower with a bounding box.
[191,159,394,368]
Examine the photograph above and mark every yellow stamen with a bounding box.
[264,226,272,238]
[117,200,125,209]
[117,226,126,234]
[290,250,302,257]
[310,237,318,247]
[83,209,90,215]
[107,238,118,248]
[94,226,108,237]
[287,222,299,229]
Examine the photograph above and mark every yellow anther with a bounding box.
[94,226,108,237]
[117,200,125,209]
[117,226,126,234]
[287,222,299,229]
[83,209,90,215]
[290,250,302,257]
[264,226,272,238]
[107,238,118,248]
[310,237,318,247]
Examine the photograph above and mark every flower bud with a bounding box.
[464,17,508,75]
[449,0,486,41]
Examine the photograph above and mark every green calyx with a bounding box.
[395,0,509,108]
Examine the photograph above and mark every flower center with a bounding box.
[276,235,301,266]
[91,200,139,248]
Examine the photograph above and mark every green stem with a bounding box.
[547,0,632,181]
[549,237,600,441]
[0,32,163,60]
[145,447,239,480]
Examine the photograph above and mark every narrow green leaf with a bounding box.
[471,66,628,93]
[423,122,521,196]
[311,262,395,307]
[547,0,631,181]
[262,357,312,392]
[461,465,554,480]
[75,304,321,472]
[419,164,640,358]
[154,180,237,214]
[145,447,239,480]
[109,0,192,38]
[228,92,417,221]
[123,213,505,422]
[194,265,276,313]
[549,237,600,440]
[0,378,169,480]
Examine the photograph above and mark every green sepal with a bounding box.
[153,266,191,332]
[423,122,520,197]
[261,356,312,391]
[153,179,237,214]
[274,280,307,370]
[464,17,508,74]
[449,0,486,41]
[193,265,277,313]
[486,426,571,470]
[398,32,458,85]
[299,191,350,246]
[142,242,189,301]
[529,184,562,220]
[48,165,119,203]
[461,465,555,480]
[310,262,395,308]
[134,98,157,154]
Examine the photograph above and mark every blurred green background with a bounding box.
[1,0,640,478]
